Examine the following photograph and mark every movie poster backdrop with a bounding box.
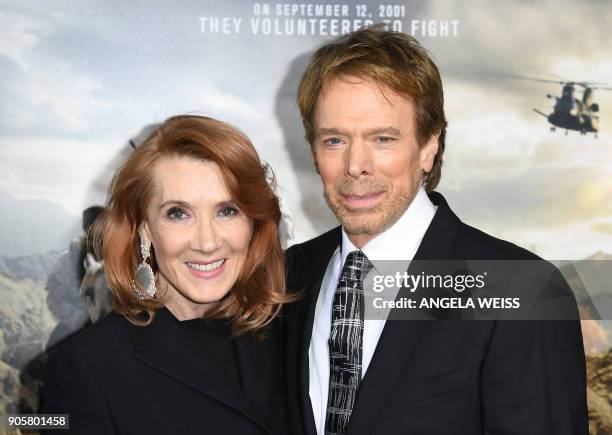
[0,1,611,432]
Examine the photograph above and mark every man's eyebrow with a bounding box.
[315,127,348,137]
[315,127,402,137]
[362,127,401,136]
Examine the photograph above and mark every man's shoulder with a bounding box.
[447,218,578,320]
[453,221,541,261]
[428,191,541,261]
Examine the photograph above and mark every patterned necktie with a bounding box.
[325,250,373,435]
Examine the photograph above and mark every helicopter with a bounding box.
[513,76,611,137]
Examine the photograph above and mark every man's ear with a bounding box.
[419,132,440,174]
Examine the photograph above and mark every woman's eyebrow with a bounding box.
[158,200,191,210]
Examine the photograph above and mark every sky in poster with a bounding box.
[0,0,611,260]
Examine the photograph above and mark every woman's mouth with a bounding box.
[186,259,226,278]
[187,259,225,271]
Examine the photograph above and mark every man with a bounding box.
[284,26,588,435]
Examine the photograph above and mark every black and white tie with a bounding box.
[325,250,373,435]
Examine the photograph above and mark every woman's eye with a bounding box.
[167,207,188,220]
[218,206,239,218]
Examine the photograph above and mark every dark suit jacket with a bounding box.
[283,192,588,435]
[40,308,289,435]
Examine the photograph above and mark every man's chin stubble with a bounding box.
[325,189,415,238]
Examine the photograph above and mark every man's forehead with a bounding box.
[315,77,416,135]
[318,75,410,105]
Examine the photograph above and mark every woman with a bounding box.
[41,115,290,435]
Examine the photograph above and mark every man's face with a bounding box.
[313,76,439,247]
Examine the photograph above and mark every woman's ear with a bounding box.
[138,221,151,247]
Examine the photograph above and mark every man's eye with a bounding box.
[376,136,396,144]
[167,207,188,220]
[324,137,343,147]
[218,206,239,218]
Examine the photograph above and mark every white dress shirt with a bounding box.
[308,187,437,435]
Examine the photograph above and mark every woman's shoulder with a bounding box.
[49,312,131,361]
[41,313,136,429]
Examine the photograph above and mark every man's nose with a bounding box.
[346,140,372,178]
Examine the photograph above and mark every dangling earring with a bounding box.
[132,240,156,299]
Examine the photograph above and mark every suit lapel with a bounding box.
[291,227,342,435]
[347,192,461,435]
[129,308,271,434]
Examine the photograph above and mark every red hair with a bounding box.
[91,115,289,334]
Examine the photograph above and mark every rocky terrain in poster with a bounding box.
[0,252,59,420]
[587,350,612,434]
[0,251,610,434]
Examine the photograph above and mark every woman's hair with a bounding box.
[91,115,289,334]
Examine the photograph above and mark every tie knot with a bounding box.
[342,250,373,281]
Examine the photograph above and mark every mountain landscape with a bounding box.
[0,251,59,423]
[0,250,610,433]
[587,351,612,434]
[0,190,78,257]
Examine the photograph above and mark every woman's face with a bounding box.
[139,155,253,320]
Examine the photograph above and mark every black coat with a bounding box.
[40,308,289,435]
[283,191,588,435]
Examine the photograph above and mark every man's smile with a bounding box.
[339,191,386,209]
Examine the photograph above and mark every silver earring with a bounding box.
[132,241,156,299]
